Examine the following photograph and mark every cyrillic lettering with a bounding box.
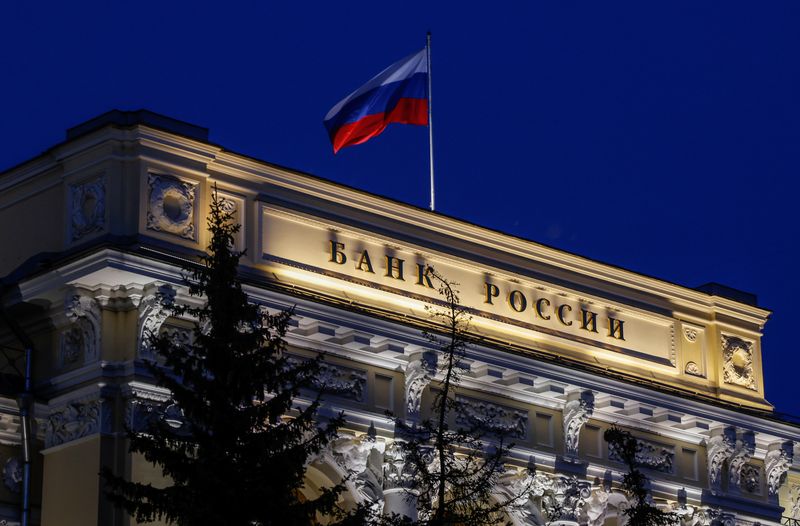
[356,250,374,273]
[608,317,625,340]
[484,282,500,304]
[535,298,551,320]
[385,255,405,280]
[557,304,573,326]
[580,309,598,333]
[329,240,346,264]
[416,264,434,288]
[508,290,527,313]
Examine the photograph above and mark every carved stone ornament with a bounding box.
[706,426,736,493]
[405,351,437,417]
[497,460,551,526]
[764,441,793,496]
[721,335,756,390]
[540,475,591,524]
[608,437,675,474]
[315,362,368,401]
[383,441,418,491]
[60,293,102,367]
[563,390,594,457]
[790,484,800,519]
[2,456,22,493]
[739,464,760,494]
[137,284,177,360]
[70,176,105,241]
[583,486,630,526]
[147,174,197,240]
[683,327,698,343]
[728,430,755,491]
[454,396,528,438]
[685,361,703,377]
[328,432,385,511]
[45,397,108,448]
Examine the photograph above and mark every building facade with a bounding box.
[0,110,798,525]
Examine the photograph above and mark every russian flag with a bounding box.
[324,48,428,154]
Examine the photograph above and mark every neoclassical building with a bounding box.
[0,110,798,526]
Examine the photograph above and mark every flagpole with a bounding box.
[426,32,435,212]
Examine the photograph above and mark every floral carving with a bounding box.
[563,390,594,457]
[60,293,101,366]
[405,351,437,417]
[496,459,550,526]
[728,430,755,490]
[764,441,793,496]
[608,437,674,474]
[790,484,800,519]
[685,361,703,377]
[721,335,756,390]
[540,475,591,524]
[454,396,528,438]
[45,398,103,448]
[147,174,197,240]
[706,426,736,493]
[287,356,367,401]
[70,176,105,241]
[137,284,177,360]
[739,464,760,494]
[2,456,22,493]
[383,441,418,491]
[328,431,385,510]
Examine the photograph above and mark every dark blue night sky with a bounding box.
[2,2,798,415]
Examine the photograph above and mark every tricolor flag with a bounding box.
[324,48,429,154]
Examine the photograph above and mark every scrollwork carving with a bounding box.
[60,293,101,366]
[764,441,793,496]
[45,397,104,448]
[706,426,736,493]
[563,390,594,457]
[137,284,177,360]
[454,396,528,438]
[147,174,197,240]
[608,437,674,474]
[329,431,385,510]
[728,430,755,491]
[721,335,756,390]
[405,351,437,417]
[70,176,105,241]
[540,475,591,524]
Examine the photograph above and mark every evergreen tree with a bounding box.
[103,189,353,525]
[604,426,678,526]
[387,269,525,526]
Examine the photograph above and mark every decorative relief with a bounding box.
[45,397,107,448]
[496,458,550,526]
[706,426,736,493]
[125,385,173,434]
[583,485,630,526]
[685,361,703,377]
[563,390,594,457]
[790,484,800,519]
[683,327,698,342]
[608,437,674,474]
[764,441,793,496]
[328,430,385,510]
[137,284,177,360]
[540,475,591,524]
[2,456,22,493]
[405,351,437,417]
[60,293,101,366]
[147,174,197,240]
[728,430,755,491]
[721,335,756,390]
[454,396,528,438]
[383,441,417,491]
[739,464,760,494]
[287,356,367,401]
[69,176,105,241]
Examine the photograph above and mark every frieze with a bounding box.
[45,396,110,448]
[69,176,105,241]
[287,356,367,402]
[454,396,528,438]
[147,174,197,240]
[721,335,756,391]
[608,437,674,474]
